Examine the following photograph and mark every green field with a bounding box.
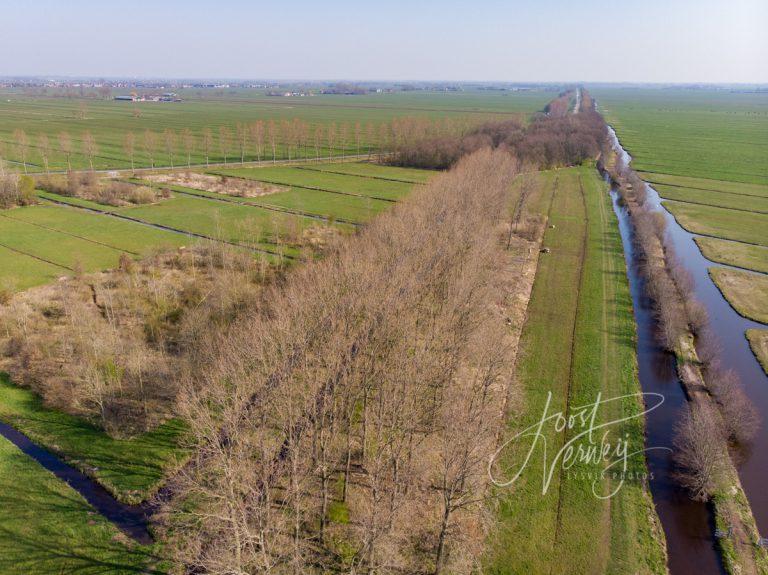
[209,165,415,200]
[0,374,186,503]
[0,245,64,292]
[0,161,429,293]
[641,173,768,198]
[0,433,157,575]
[299,162,435,183]
[654,184,768,214]
[0,204,188,290]
[0,89,551,171]
[485,167,665,574]
[665,201,768,247]
[695,237,768,274]
[597,88,768,365]
[595,88,768,185]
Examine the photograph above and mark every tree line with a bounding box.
[0,116,493,173]
[386,101,605,170]
[157,148,525,574]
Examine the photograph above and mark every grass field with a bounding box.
[594,88,768,185]
[0,204,188,290]
[665,201,768,247]
[209,165,415,200]
[485,166,665,574]
[641,173,768,198]
[299,162,434,183]
[654,184,768,214]
[0,433,157,575]
[0,374,186,503]
[0,89,551,171]
[695,237,768,274]
[709,268,768,324]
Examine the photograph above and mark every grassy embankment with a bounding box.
[485,166,666,574]
[0,432,159,575]
[0,90,550,171]
[596,88,768,370]
[0,374,185,503]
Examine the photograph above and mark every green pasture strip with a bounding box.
[0,244,64,292]
[7,203,189,256]
[208,166,413,201]
[595,88,768,185]
[641,173,768,198]
[664,201,768,247]
[299,161,436,183]
[695,237,768,275]
[0,212,124,271]
[654,184,768,214]
[36,190,298,259]
[0,374,187,504]
[129,179,376,225]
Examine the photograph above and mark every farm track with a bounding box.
[0,212,139,256]
[38,196,295,260]
[549,174,590,559]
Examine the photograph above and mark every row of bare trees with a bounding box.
[160,148,522,574]
[2,116,497,174]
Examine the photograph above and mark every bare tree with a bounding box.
[13,129,29,173]
[58,132,73,171]
[123,132,136,171]
[181,128,196,168]
[37,133,51,174]
[673,407,727,501]
[143,130,158,169]
[236,122,247,164]
[163,129,177,168]
[82,131,98,171]
[249,121,265,162]
[202,128,214,167]
[219,126,232,164]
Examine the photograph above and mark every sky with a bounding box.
[1,0,766,83]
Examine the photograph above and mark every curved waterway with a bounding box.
[0,421,152,544]
[607,125,768,573]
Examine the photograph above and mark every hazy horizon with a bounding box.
[2,0,767,83]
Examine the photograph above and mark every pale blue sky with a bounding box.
[1,0,765,82]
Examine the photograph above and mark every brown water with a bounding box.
[608,125,768,573]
